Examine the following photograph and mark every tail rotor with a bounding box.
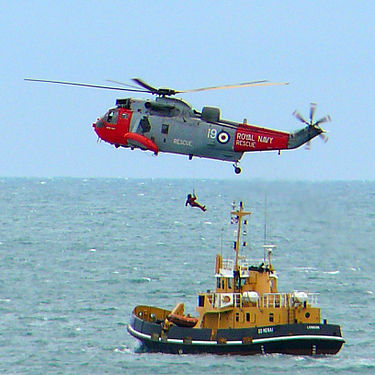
[293,103,331,148]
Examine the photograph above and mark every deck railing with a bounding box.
[221,258,259,272]
[204,292,319,309]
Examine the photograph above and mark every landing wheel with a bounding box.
[234,166,242,174]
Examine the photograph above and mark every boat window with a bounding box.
[269,313,274,322]
[161,124,169,134]
[236,278,246,289]
[198,295,205,307]
[216,278,220,289]
[246,313,250,322]
[235,313,240,322]
[221,279,225,289]
[228,278,232,289]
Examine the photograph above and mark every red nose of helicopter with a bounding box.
[92,116,107,141]
[93,117,105,129]
[92,111,125,148]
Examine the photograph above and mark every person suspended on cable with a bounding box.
[185,192,207,212]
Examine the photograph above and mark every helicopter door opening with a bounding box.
[161,123,169,143]
[138,116,151,133]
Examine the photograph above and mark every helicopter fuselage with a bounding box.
[93,96,317,166]
[25,77,327,173]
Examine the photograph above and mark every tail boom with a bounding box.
[233,124,322,153]
[287,126,323,149]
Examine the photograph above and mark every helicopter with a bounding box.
[25,77,330,174]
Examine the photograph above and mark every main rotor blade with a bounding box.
[181,80,289,93]
[24,78,149,93]
[131,78,159,93]
[106,79,141,90]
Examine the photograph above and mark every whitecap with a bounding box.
[294,266,317,273]
[204,221,212,225]
[89,248,96,252]
[131,276,152,284]
[350,267,360,271]
[114,346,132,354]
[324,270,340,275]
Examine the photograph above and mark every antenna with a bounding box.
[231,201,251,272]
[220,227,224,257]
[264,193,268,245]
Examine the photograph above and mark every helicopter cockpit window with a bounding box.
[106,109,118,124]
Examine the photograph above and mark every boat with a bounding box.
[128,202,345,355]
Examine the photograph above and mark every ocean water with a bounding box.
[0,178,374,374]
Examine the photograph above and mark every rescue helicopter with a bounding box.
[25,78,330,174]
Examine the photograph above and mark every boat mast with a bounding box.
[231,201,251,272]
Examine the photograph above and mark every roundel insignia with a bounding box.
[217,131,230,144]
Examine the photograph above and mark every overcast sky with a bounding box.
[1,1,374,180]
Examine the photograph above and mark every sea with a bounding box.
[0,178,374,374]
